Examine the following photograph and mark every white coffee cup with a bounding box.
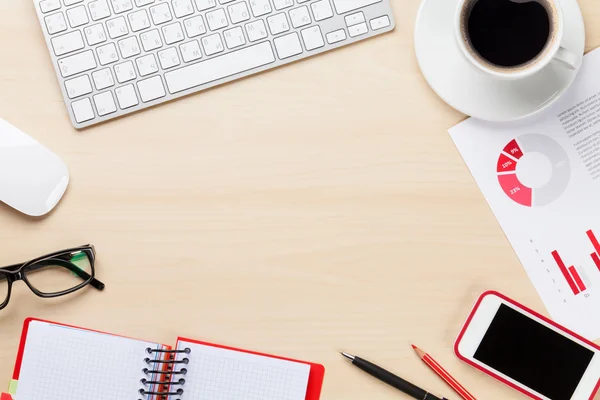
[454,0,581,80]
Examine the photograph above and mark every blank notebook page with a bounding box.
[176,340,311,400]
[16,320,166,400]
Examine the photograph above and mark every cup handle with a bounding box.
[552,47,582,70]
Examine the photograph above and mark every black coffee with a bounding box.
[467,0,551,67]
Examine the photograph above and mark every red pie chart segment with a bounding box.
[498,173,533,207]
[503,139,524,159]
[497,153,517,173]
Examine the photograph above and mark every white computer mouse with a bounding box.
[0,117,69,216]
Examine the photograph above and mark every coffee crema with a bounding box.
[459,0,560,73]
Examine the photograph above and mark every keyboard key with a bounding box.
[40,0,62,13]
[267,13,289,35]
[370,15,390,30]
[273,0,293,10]
[289,6,311,28]
[51,31,85,56]
[135,0,154,6]
[140,29,163,52]
[106,16,129,38]
[110,0,133,14]
[118,36,141,58]
[115,84,139,108]
[245,20,267,42]
[301,26,324,51]
[219,0,235,4]
[180,40,202,62]
[58,50,97,77]
[345,12,364,26]
[64,75,93,98]
[93,91,118,116]
[224,26,245,49]
[150,3,173,25]
[249,0,271,17]
[311,0,333,21]
[165,41,275,93]
[88,0,111,20]
[66,5,89,27]
[227,2,250,24]
[137,76,166,102]
[348,22,368,37]
[114,60,137,82]
[195,0,216,11]
[184,15,207,38]
[326,28,346,44]
[206,8,228,30]
[92,68,115,89]
[201,33,224,55]
[162,22,185,44]
[136,54,159,76]
[128,9,151,31]
[158,47,181,69]
[45,12,68,35]
[97,42,119,65]
[273,32,302,59]
[71,98,95,122]
[64,0,84,5]
[332,0,381,14]
[84,23,108,46]
[172,0,194,18]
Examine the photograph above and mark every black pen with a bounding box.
[341,352,447,400]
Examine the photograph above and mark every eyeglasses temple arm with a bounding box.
[29,259,106,291]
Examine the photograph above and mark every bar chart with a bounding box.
[587,230,600,271]
[549,229,600,297]
[551,250,586,296]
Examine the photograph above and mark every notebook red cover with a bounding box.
[177,337,325,400]
[9,318,325,399]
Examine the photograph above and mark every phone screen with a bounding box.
[474,304,594,400]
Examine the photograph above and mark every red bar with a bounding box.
[552,251,580,295]
[587,230,600,255]
[569,266,586,292]
[592,253,600,271]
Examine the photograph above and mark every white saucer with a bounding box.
[414,0,585,122]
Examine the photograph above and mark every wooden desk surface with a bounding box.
[1,1,599,399]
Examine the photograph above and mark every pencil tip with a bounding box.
[340,352,355,361]
[411,344,417,350]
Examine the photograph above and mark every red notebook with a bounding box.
[5,318,324,400]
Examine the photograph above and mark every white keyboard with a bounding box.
[34,0,395,129]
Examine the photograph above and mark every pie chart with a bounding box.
[497,134,570,207]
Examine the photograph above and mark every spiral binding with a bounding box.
[138,347,191,400]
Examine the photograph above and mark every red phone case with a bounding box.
[454,291,600,400]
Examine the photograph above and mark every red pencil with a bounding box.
[412,345,477,400]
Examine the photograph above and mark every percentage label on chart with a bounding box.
[502,161,513,169]
[510,187,521,195]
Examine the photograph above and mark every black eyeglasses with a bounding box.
[0,245,105,310]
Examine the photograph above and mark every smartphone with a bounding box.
[455,291,600,400]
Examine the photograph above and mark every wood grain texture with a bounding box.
[0,1,598,399]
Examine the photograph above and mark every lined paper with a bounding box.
[16,321,166,400]
[174,340,310,400]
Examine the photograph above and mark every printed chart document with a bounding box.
[449,48,600,339]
